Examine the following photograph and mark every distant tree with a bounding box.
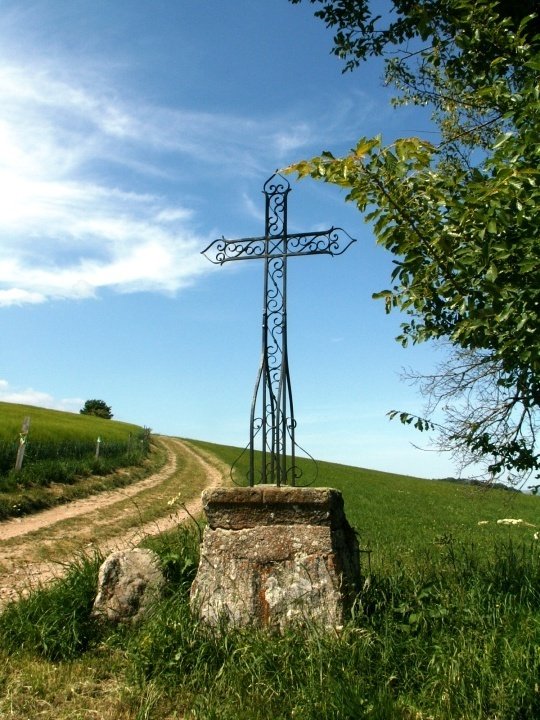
[80,399,113,420]
[287,0,540,484]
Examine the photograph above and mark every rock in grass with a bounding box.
[92,548,165,624]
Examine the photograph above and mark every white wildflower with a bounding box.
[497,518,536,527]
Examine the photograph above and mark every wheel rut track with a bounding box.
[0,437,227,609]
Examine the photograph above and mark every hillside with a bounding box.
[1,399,537,559]
[0,400,144,444]
[0,401,152,519]
[189,438,539,572]
[0,434,538,719]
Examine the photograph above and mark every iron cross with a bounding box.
[202,173,355,486]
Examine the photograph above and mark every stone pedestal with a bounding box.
[190,486,360,630]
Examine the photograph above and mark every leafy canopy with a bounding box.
[287,0,540,482]
[80,399,113,420]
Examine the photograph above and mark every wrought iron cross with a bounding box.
[202,174,355,486]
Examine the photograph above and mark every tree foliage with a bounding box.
[287,0,540,482]
[80,399,113,420]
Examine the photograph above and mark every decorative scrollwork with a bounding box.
[201,236,268,265]
[201,173,355,486]
[201,228,355,265]
[286,228,356,257]
[263,173,290,196]
[264,172,290,236]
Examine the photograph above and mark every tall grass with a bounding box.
[2,539,537,718]
[0,401,152,518]
[0,436,150,485]
[116,535,538,720]
[0,400,148,476]
[0,552,104,660]
[0,525,201,662]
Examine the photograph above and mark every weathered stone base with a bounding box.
[190,486,360,630]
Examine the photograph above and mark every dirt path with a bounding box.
[0,437,228,608]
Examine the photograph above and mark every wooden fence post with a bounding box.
[15,416,31,472]
[95,436,101,459]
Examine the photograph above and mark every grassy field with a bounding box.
[190,439,539,569]
[0,438,538,719]
[0,401,154,518]
[0,401,144,444]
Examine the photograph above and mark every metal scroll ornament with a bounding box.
[202,174,355,486]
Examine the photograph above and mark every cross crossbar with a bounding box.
[202,228,355,264]
[202,173,355,486]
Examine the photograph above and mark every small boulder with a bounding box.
[92,548,165,624]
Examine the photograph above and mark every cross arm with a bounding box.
[201,228,356,265]
[201,235,267,265]
[281,228,356,259]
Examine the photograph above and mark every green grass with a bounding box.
[0,401,154,519]
[0,551,105,660]
[1,438,539,719]
[0,401,143,445]
[188,438,540,570]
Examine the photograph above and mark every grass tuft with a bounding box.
[0,552,104,660]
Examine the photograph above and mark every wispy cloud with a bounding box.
[0,379,83,413]
[0,44,370,307]
[241,192,265,224]
[272,124,314,158]
[0,61,216,306]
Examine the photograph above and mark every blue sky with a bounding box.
[0,0,458,478]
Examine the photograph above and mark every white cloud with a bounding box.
[0,49,370,307]
[272,124,313,156]
[0,379,83,413]
[0,62,215,306]
[241,192,265,223]
[155,208,193,223]
[0,289,45,306]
